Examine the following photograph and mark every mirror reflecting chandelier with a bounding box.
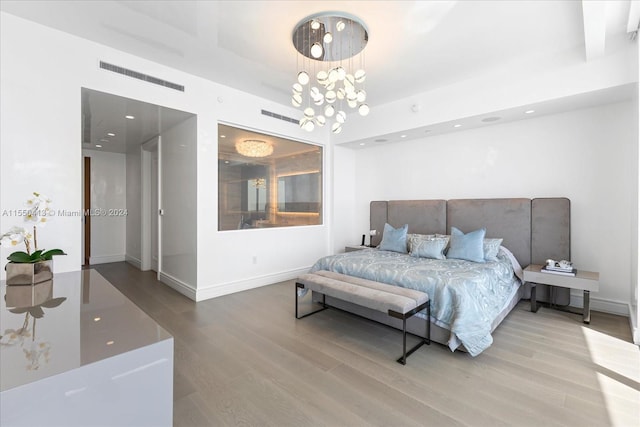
[236,139,273,157]
[291,12,369,134]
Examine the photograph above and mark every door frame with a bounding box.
[83,156,91,266]
[141,137,160,273]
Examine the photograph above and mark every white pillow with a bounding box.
[483,238,503,262]
[410,237,448,260]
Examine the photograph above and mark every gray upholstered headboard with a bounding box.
[370,198,570,268]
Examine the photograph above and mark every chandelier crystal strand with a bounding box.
[292,13,368,133]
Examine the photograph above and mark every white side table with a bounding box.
[345,245,371,252]
[523,264,599,324]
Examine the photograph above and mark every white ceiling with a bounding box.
[1,0,637,151]
[81,88,194,153]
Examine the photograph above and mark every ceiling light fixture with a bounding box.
[291,12,369,134]
[235,139,273,158]
[481,116,501,122]
[125,115,135,120]
[525,110,535,114]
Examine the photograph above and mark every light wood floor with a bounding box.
[91,262,639,427]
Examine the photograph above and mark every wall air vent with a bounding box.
[99,61,185,92]
[261,109,299,125]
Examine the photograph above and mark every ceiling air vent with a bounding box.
[261,109,299,125]
[99,61,185,92]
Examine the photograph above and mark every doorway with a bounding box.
[81,88,197,288]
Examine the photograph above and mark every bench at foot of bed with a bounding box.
[295,270,430,365]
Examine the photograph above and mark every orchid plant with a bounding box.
[0,192,66,263]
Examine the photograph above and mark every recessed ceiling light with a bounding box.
[224,160,230,164]
[100,138,109,143]
[94,317,101,322]
[95,144,102,148]
[481,116,501,122]
[220,135,226,138]
[525,110,535,114]
[106,340,114,346]
[359,142,366,146]
[125,115,135,120]
[453,124,462,128]
[400,134,407,138]
[107,132,115,137]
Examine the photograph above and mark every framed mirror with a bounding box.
[218,123,323,230]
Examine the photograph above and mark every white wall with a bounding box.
[334,101,637,315]
[331,145,357,253]
[0,12,329,301]
[633,42,640,343]
[82,150,127,264]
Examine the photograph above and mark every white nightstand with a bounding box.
[523,264,599,324]
[345,245,371,252]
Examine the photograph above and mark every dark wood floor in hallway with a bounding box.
[91,262,639,427]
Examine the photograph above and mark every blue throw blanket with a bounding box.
[310,248,521,356]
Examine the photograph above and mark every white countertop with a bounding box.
[0,269,172,392]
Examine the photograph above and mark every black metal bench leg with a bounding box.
[394,301,431,365]
[400,318,408,365]
[295,282,328,319]
[426,302,431,345]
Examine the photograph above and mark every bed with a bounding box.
[310,198,571,356]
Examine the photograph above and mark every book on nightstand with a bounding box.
[541,266,577,276]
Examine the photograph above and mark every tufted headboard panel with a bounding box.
[446,199,531,267]
[531,198,571,264]
[370,197,570,270]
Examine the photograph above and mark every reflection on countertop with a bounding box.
[1,269,172,392]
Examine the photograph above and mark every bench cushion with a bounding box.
[297,270,428,315]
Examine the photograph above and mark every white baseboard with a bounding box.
[629,304,640,345]
[159,272,197,301]
[195,267,310,302]
[569,293,629,317]
[125,255,142,269]
[90,254,126,265]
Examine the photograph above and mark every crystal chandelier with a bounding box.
[235,140,273,157]
[291,12,369,134]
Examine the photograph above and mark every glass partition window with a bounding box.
[218,124,323,230]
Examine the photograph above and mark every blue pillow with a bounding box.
[378,223,408,253]
[447,227,486,262]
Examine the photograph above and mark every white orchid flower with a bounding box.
[25,196,38,208]
[0,226,26,245]
[24,210,39,223]
[3,193,60,254]
[23,193,53,228]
